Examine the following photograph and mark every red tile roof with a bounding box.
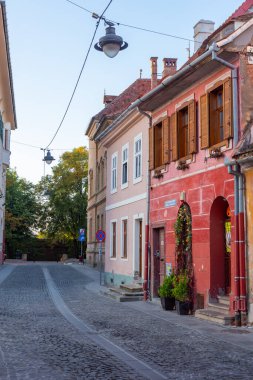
[95,78,151,121]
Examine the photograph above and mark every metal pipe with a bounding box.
[138,108,152,301]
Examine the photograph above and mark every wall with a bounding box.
[245,168,253,323]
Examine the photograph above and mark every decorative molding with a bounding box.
[106,192,147,211]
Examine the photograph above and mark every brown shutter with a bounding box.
[223,77,233,139]
[162,117,170,164]
[200,93,209,149]
[149,126,154,170]
[188,100,196,154]
[171,112,178,161]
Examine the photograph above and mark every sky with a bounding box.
[5,0,245,183]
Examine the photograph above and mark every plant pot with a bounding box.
[161,297,175,311]
[175,300,190,315]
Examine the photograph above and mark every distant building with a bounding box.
[86,79,150,269]
[0,1,17,264]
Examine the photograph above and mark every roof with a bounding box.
[86,78,151,136]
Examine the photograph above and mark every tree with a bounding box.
[37,146,88,257]
[5,169,41,256]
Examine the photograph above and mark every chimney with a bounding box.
[162,58,177,78]
[194,19,215,52]
[150,57,158,89]
[103,95,117,106]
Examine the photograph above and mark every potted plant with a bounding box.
[172,272,191,315]
[158,273,175,311]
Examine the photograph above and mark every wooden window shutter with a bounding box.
[200,93,209,149]
[171,113,178,161]
[188,100,197,154]
[223,77,233,139]
[162,117,170,164]
[149,126,154,170]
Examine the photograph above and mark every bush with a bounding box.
[158,273,175,298]
[172,272,190,302]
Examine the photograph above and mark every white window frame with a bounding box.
[110,219,117,259]
[111,152,118,194]
[121,216,128,259]
[121,143,129,189]
[133,133,142,184]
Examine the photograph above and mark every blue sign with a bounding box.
[164,199,177,208]
[96,230,106,242]
[78,235,85,242]
[78,228,85,242]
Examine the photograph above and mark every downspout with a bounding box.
[138,108,152,301]
[212,46,247,325]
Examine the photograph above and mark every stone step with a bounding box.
[207,302,230,315]
[120,284,143,293]
[102,288,143,302]
[109,287,144,297]
[195,309,234,326]
[217,295,230,306]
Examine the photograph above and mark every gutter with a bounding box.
[137,108,152,301]
[95,44,217,142]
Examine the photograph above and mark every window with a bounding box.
[111,152,118,193]
[154,123,163,167]
[200,77,232,149]
[121,144,128,188]
[134,135,142,183]
[178,106,189,159]
[171,101,196,161]
[89,170,93,196]
[96,214,100,231]
[121,218,128,259]
[101,160,104,188]
[149,118,170,170]
[209,86,224,146]
[89,218,92,242]
[101,214,104,230]
[97,164,100,192]
[110,220,117,258]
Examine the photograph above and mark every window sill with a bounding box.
[110,188,117,194]
[110,257,117,260]
[133,176,142,185]
[121,182,129,190]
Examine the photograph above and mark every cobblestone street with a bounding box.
[1,262,253,380]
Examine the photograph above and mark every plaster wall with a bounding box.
[245,168,253,323]
[105,113,148,282]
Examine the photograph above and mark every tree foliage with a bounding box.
[37,147,88,256]
[5,168,41,240]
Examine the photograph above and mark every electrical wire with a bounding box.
[64,0,196,43]
[44,0,114,150]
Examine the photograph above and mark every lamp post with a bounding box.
[41,149,55,176]
[94,21,128,58]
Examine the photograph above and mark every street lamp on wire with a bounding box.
[94,20,128,58]
[41,149,55,176]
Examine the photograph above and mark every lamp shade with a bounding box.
[43,150,55,165]
[94,25,128,58]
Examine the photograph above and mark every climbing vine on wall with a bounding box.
[174,202,192,273]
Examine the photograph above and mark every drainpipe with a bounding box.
[212,46,247,325]
[138,108,152,301]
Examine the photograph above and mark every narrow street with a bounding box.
[0,262,253,380]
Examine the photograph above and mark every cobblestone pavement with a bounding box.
[0,263,253,380]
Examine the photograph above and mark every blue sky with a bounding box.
[5,0,244,182]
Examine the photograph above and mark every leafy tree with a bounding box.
[5,168,41,256]
[37,146,88,257]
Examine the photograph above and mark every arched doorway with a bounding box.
[210,196,231,296]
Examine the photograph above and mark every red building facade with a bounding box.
[137,1,253,324]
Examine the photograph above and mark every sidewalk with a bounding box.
[70,261,253,351]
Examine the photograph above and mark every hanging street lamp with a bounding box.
[94,21,128,58]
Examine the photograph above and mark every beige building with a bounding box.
[0,1,17,263]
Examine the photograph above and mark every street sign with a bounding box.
[79,228,85,236]
[78,236,85,242]
[96,230,106,242]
